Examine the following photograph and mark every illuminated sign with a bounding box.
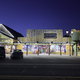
[44,33,57,38]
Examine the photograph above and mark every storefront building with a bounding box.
[0,24,23,53]
[0,23,80,56]
[71,29,80,56]
[18,29,73,55]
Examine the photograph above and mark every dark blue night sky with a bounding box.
[0,0,80,37]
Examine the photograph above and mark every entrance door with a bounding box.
[39,45,49,54]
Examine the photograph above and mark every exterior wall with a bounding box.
[0,33,13,44]
[73,45,77,55]
[17,44,22,51]
[77,45,80,56]
[0,33,9,38]
[73,44,80,56]
[71,29,80,41]
[17,29,73,55]
[66,44,72,55]
[0,33,17,54]
[19,29,66,43]
[71,29,80,56]
[18,37,27,42]
[18,29,72,43]
[62,37,72,43]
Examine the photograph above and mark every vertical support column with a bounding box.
[72,45,74,56]
[76,43,77,56]
[15,45,17,49]
[71,45,72,56]
[11,44,13,52]
[60,44,62,55]
[49,45,50,55]
[72,45,73,55]
[26,45,28,55]
[69,34,71,56]
[69,44,71,56]
[37,45,39,55]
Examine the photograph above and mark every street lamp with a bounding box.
[69,31,73,56]
[71,30,73,34]
[66,30,69,35]
[66,30,73,56]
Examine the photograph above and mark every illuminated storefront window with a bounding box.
[12,45,15,50]
[5,45,11,53]
[50,45,60,52]
[33,45,38,54]
[22,45,38,54]
[62,45,66,53]
[28,45,33,51]
[23,45,27,52]
[50,45,66,53]
[39,45,49,53]
[22,44,66,54]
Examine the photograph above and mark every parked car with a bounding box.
[10,49,23,59]
[0,46,6,58]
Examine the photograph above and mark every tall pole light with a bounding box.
[69,30,73,56]
[66,30,73,56]
[66,30,70,56]
[69,31,71,56]
[71,31,74,56]
[71,30,73,35]
[66,30,69,35]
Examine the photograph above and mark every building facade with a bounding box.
[18,29,71,43]
[71,29,80,56]
[18,29,73,55]
[0,23,80,56]
[0,24,23,53]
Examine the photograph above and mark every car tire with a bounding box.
[3,55,5,58]
[11,56,13,59]
[21,56,23,58]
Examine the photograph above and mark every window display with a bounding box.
[28,45,33,51]
[22,44,66,54]
[5,45,11,52]
[12,45,15,50]
[23,45,27,52]
[39,45,49,53]
[62,45,66,53]
[50,45,66,53]
[50,45,60,52]
[23,45,37,54]
[33,45,38,54]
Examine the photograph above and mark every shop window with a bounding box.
[50,45,66,53]
[5,45,11,53]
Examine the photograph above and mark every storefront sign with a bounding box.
[44,33,57,38]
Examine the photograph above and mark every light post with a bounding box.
[70,31,73,56]
[69,33,71,56]
[66,30,73,56]
[66,30,69,35]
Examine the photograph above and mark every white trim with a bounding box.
[0,24,14,38]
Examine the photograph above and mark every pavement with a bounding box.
[1,53,80,80]
[6,53,80,59]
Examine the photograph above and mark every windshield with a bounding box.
[0,47,4,50]
[14,49,22,52]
